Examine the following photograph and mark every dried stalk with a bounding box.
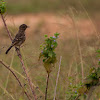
[70,8,84,82]
[53,56,62,100]
[1,14,37,100]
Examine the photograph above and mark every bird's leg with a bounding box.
[15,47,19,51]
[15,46,21,57]
[19,46,20,51]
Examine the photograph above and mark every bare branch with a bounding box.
[0,60,31,100]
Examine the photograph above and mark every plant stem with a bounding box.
[53,56,62,100]
[45,73,50,100]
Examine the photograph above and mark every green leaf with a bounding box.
[54,32,60,37]
[44,34,48,37]
[0,0,6,14]
[53,42,57,47]
[50,37,53,39]
[97,49,100,53]
[48,51,53,57]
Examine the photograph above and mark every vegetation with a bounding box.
[0,0,100,100]
[39,33,59,73]
[6,0,100,14]
[0,0,6,14]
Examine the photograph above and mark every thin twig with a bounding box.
[45,73,50,100]
[0,60,31,100]
[53,56,62,100]
[1,14,37,100]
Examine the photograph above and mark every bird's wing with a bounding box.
[12,33,25,46]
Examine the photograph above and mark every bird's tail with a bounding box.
[5,46,13,54]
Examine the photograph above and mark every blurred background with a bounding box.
[0,0,100,100]
[6,0,100,14]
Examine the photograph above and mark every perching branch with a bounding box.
[1,14,37,100]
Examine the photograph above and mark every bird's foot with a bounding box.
[16,47,19,51]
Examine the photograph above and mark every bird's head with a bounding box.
[19,24,29,31]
